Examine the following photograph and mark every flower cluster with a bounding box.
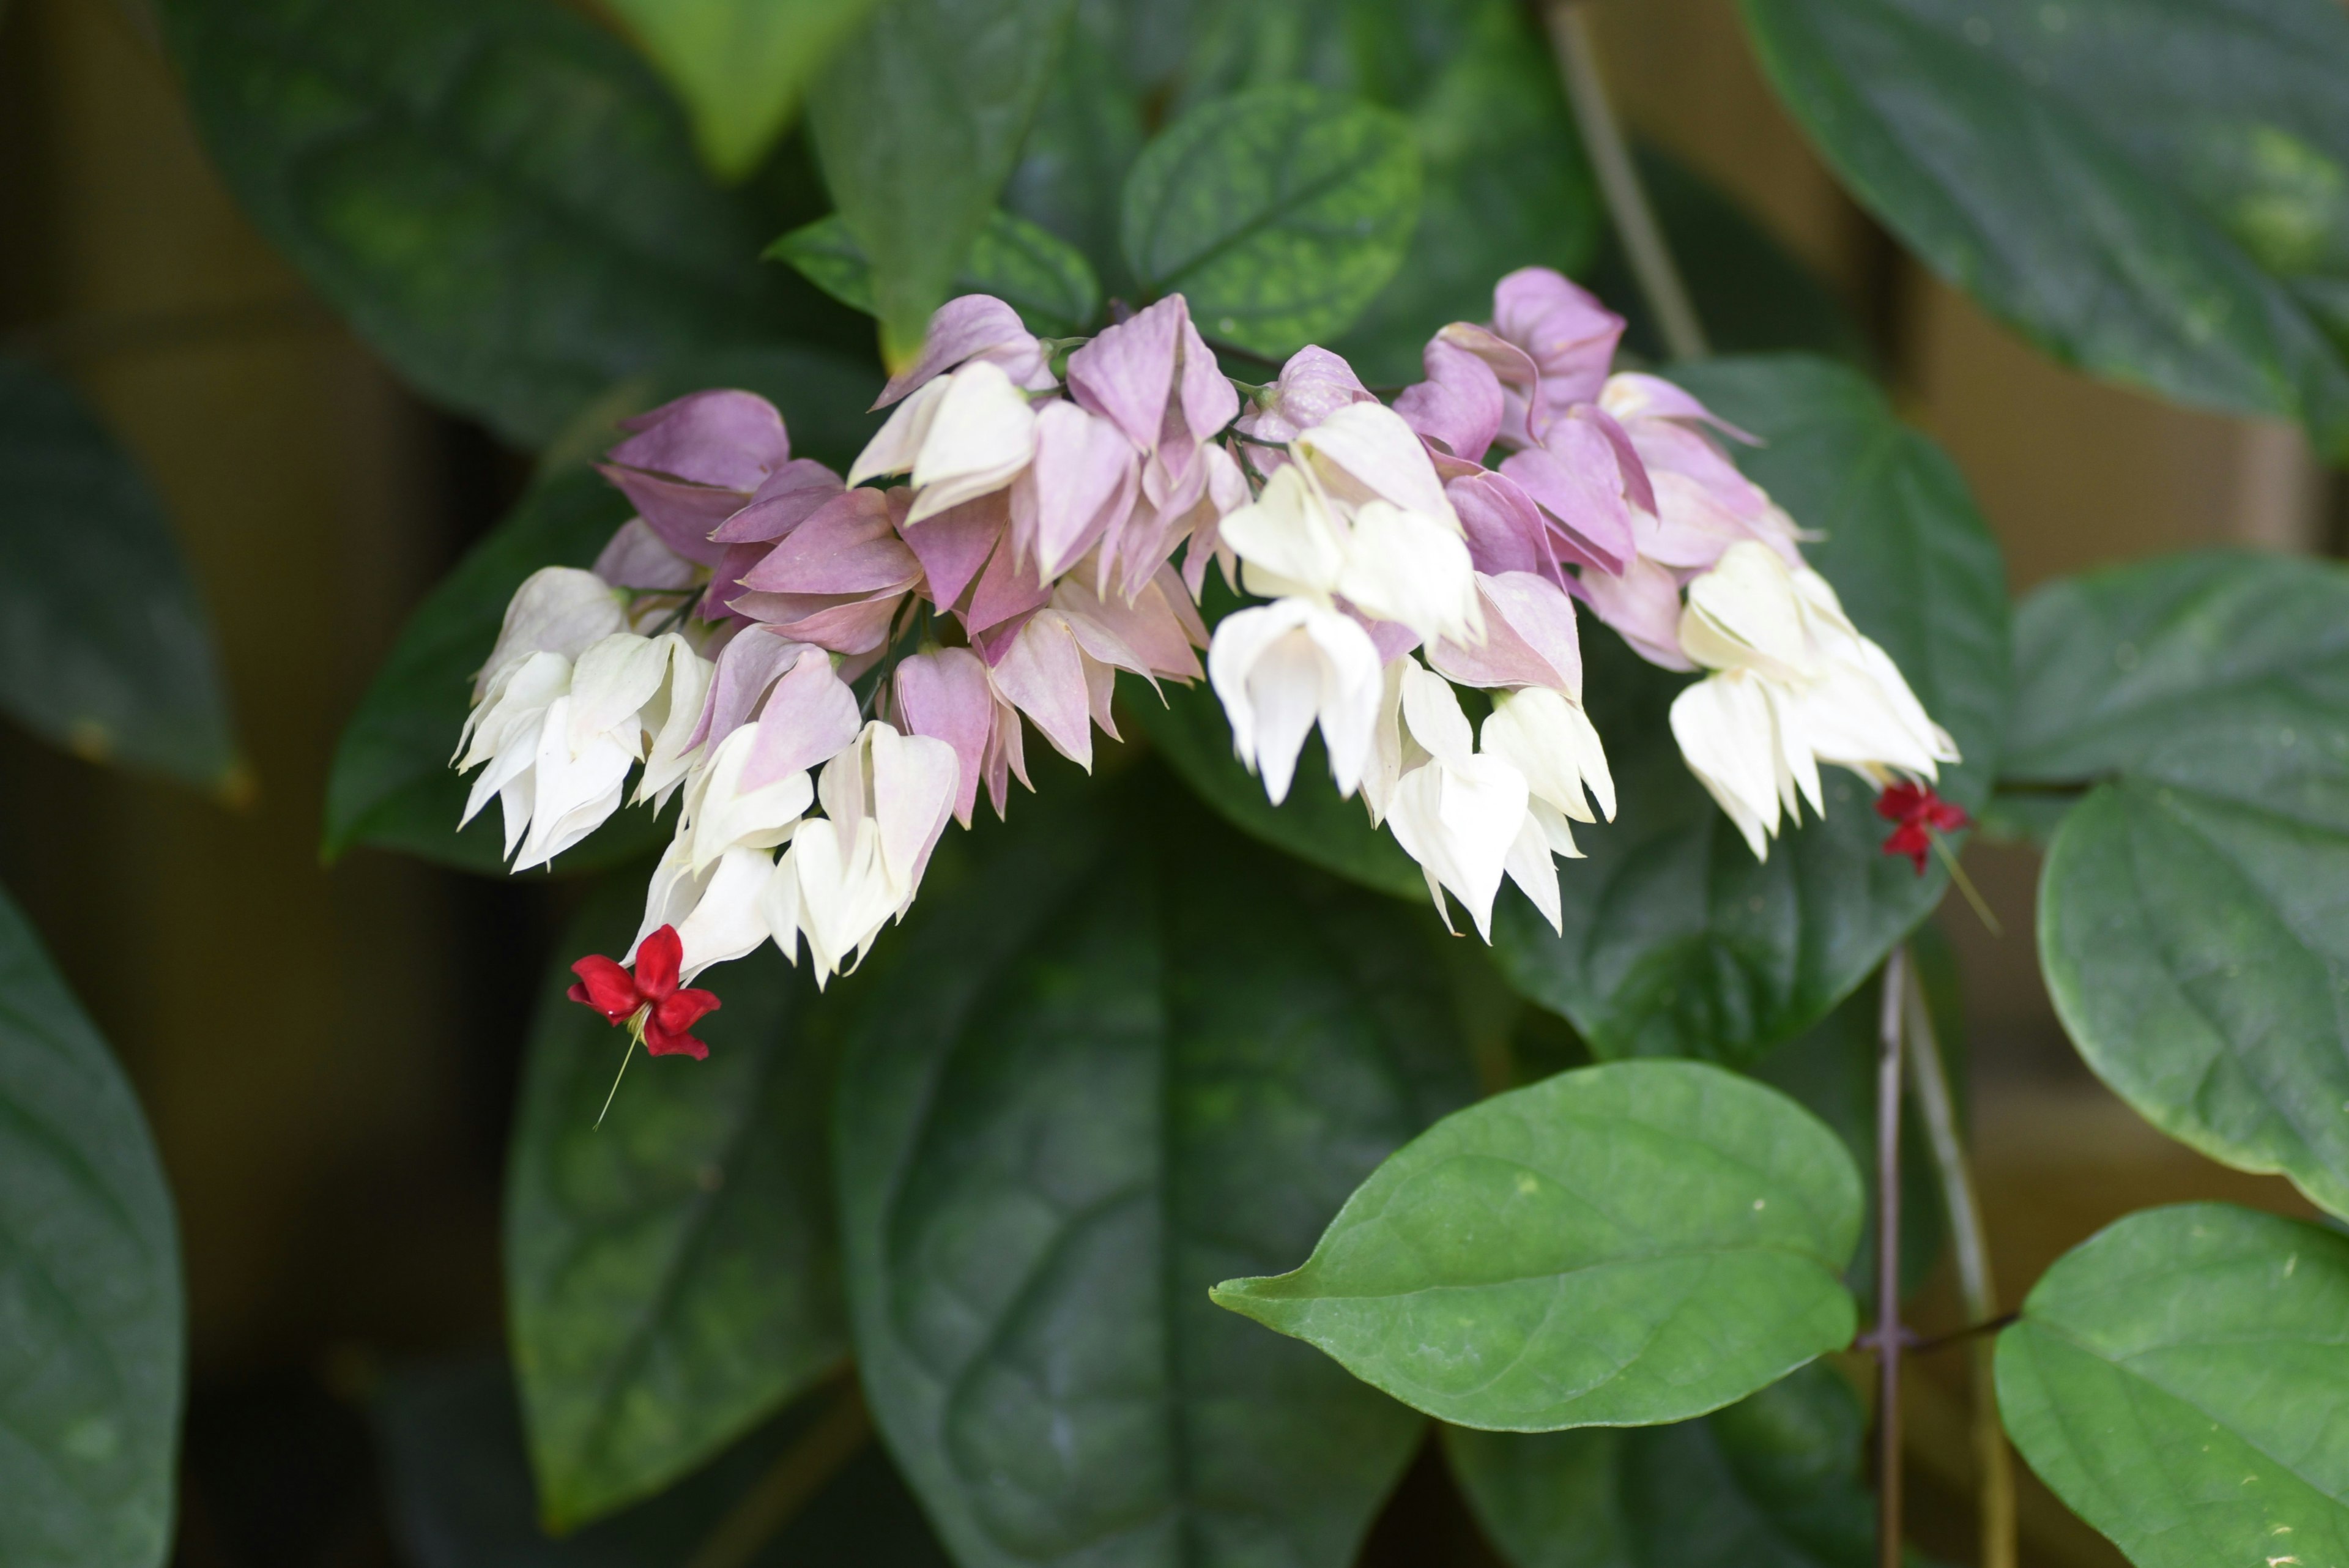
[453,267,1960,1024]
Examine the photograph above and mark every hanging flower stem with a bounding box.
[1901,952,2017,1568]
[1873,946,1907,1568]
[1540,0,1710,360]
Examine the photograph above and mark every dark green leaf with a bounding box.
[1494,355,2010,1065]
[767,210,1102,336]
[376,1358,949,1567]
[1996,1203,2349,1567]
[604,0,883,181]
[161,0,799,446]
[808,0,1077,362]
[1598,144,1874,371]
[507,877,847,1530]
[1442,1361,1878,1568]
[2006,551,2349,786]
[1124,672,1423,902]
[1212,1060,1863,1430]
[834,771,1474,1567]
[1121,84,1421,359]
[2039,719,2349,1220]
[0,882,183,1568]
[323,346,881,874]
[1001,15,1148,300]
[1740,0,2349,458]
[0,356,240,795]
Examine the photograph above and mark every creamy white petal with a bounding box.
[906,363,1039,521]
[848,373,950,486]
[1334,501,1480,647]
[1482,686,1614,824]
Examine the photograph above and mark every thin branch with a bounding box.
[1874,948,1907,1568]
[1903,956,2017,1568]
[1540,1,1709,360]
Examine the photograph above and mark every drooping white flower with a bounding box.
[771,722,960,985]
[1382,666,1533,940]
[1482,686,1614,827]
[848,361,1039,523]
[1206,597,1384,806]
[1669,541,1959,859]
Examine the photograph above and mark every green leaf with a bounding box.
[1996,1202,2349,1568]
[1597,144,1874,371]
[807,0,1077,363]
[1124,671,1423,902]
[0,357,241,796]
[834,771,1475,1567]
[323,346,881,874]
[1442,1361,1878,1568]
[507,879,847,1530]
[2039,721,2349,1220]
[1121,84,1422,359]
[767,210,1102,336]
[376,1358,951,1566]
[1212,1060,1863,1431]
[604,0,883,181]
[1494,356,2010,1064]
[0,882,184,1568]
[1740,0,2349,458]
[2006,551,2349,786]
[162,0,800,445]
[1001,15,1148,299]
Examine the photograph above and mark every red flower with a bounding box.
[566,925,721,1060]
[1875,781,1971,875]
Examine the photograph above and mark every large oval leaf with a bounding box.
[506,879,847,1531]
[0,883,184,1568]
[322,346,881,874]
[1122,84,1421,359]
[161,0,804,446]
[834,773,1474,1568]
[2039,718,2349,1220]
[1996,1203,2349,1568]
[0,357,241,797]
[1442,1361,1878,1568]
[1740,0,2349,458]
[1493,355,2009,1064]
[770,210,1102,337]
[808,0,1077,360]
[1212,1060,1863,1432]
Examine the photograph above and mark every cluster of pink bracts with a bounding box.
[456,267,1964,1025]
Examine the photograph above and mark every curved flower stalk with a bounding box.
[451,267,1961,1045]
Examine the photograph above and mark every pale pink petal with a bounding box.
[1394,337,1504,463]
[1448,470,1557,582]
[875,295,1052,408]
[892,647,993,827]
[1066,297,1182,451]
[1015,400,1141,579]
[710,459,849,543]
[740,488,920,595]
[592,518,699,590]
[1430,571,1583,693]
[981,689,1030,818]
[1576,406,1657,518]
[963,524,1055,636]
[744,650,862,788]
[1501,427,1638,576]
[593,467,741,566]
[1056,574,1201,682]
[1233,346,1374,444]
[689,626,808,750]
[1583,555,1695,671]
[609,390,789,489]
[1603,371,1759,443]
[1490,267,1623,414]
[902,490,1008,614]
[732,587,908,655]
[990,611,1093,767]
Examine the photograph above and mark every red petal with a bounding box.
[1874,781,1928,823]
[1880,821,1932,875]
[653,987,721,1036]
[568,956,642,1023]
[634,925,684,1000]
[642,1022,711,1060]
[1926,798,1972,833]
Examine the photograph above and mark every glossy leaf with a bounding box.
[768,210,1102,336]
[1212,1061,1863,1431]
[162,0,800,446]
[0,356,241,796]
[507,880,846,1530]
[1121,84,1422,359]
[376,1358,949,1567]
[808,0,1077,362]
[1000,15,1148,299]
[1442,1361,1878,1568]
[1740,0,2349,458]
[2039,719,2349,1219]
[604,0,882,180]
[1494,355,2009,1064]
[322,346,881,875]
[1997,1203,2349,1568]
[0,883,184,1568]
[834,773,1474,1568]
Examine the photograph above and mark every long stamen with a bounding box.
[595,1006,648,1127]
[1930,832,2002,937]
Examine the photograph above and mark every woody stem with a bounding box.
[1540,0,1710,361]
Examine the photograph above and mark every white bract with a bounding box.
[1669,541,1958,859]
[771,722,960,985]
[1206,597,1384,806]
[849,361,1039,522]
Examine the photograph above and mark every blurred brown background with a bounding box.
[0,1,2333,1563]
